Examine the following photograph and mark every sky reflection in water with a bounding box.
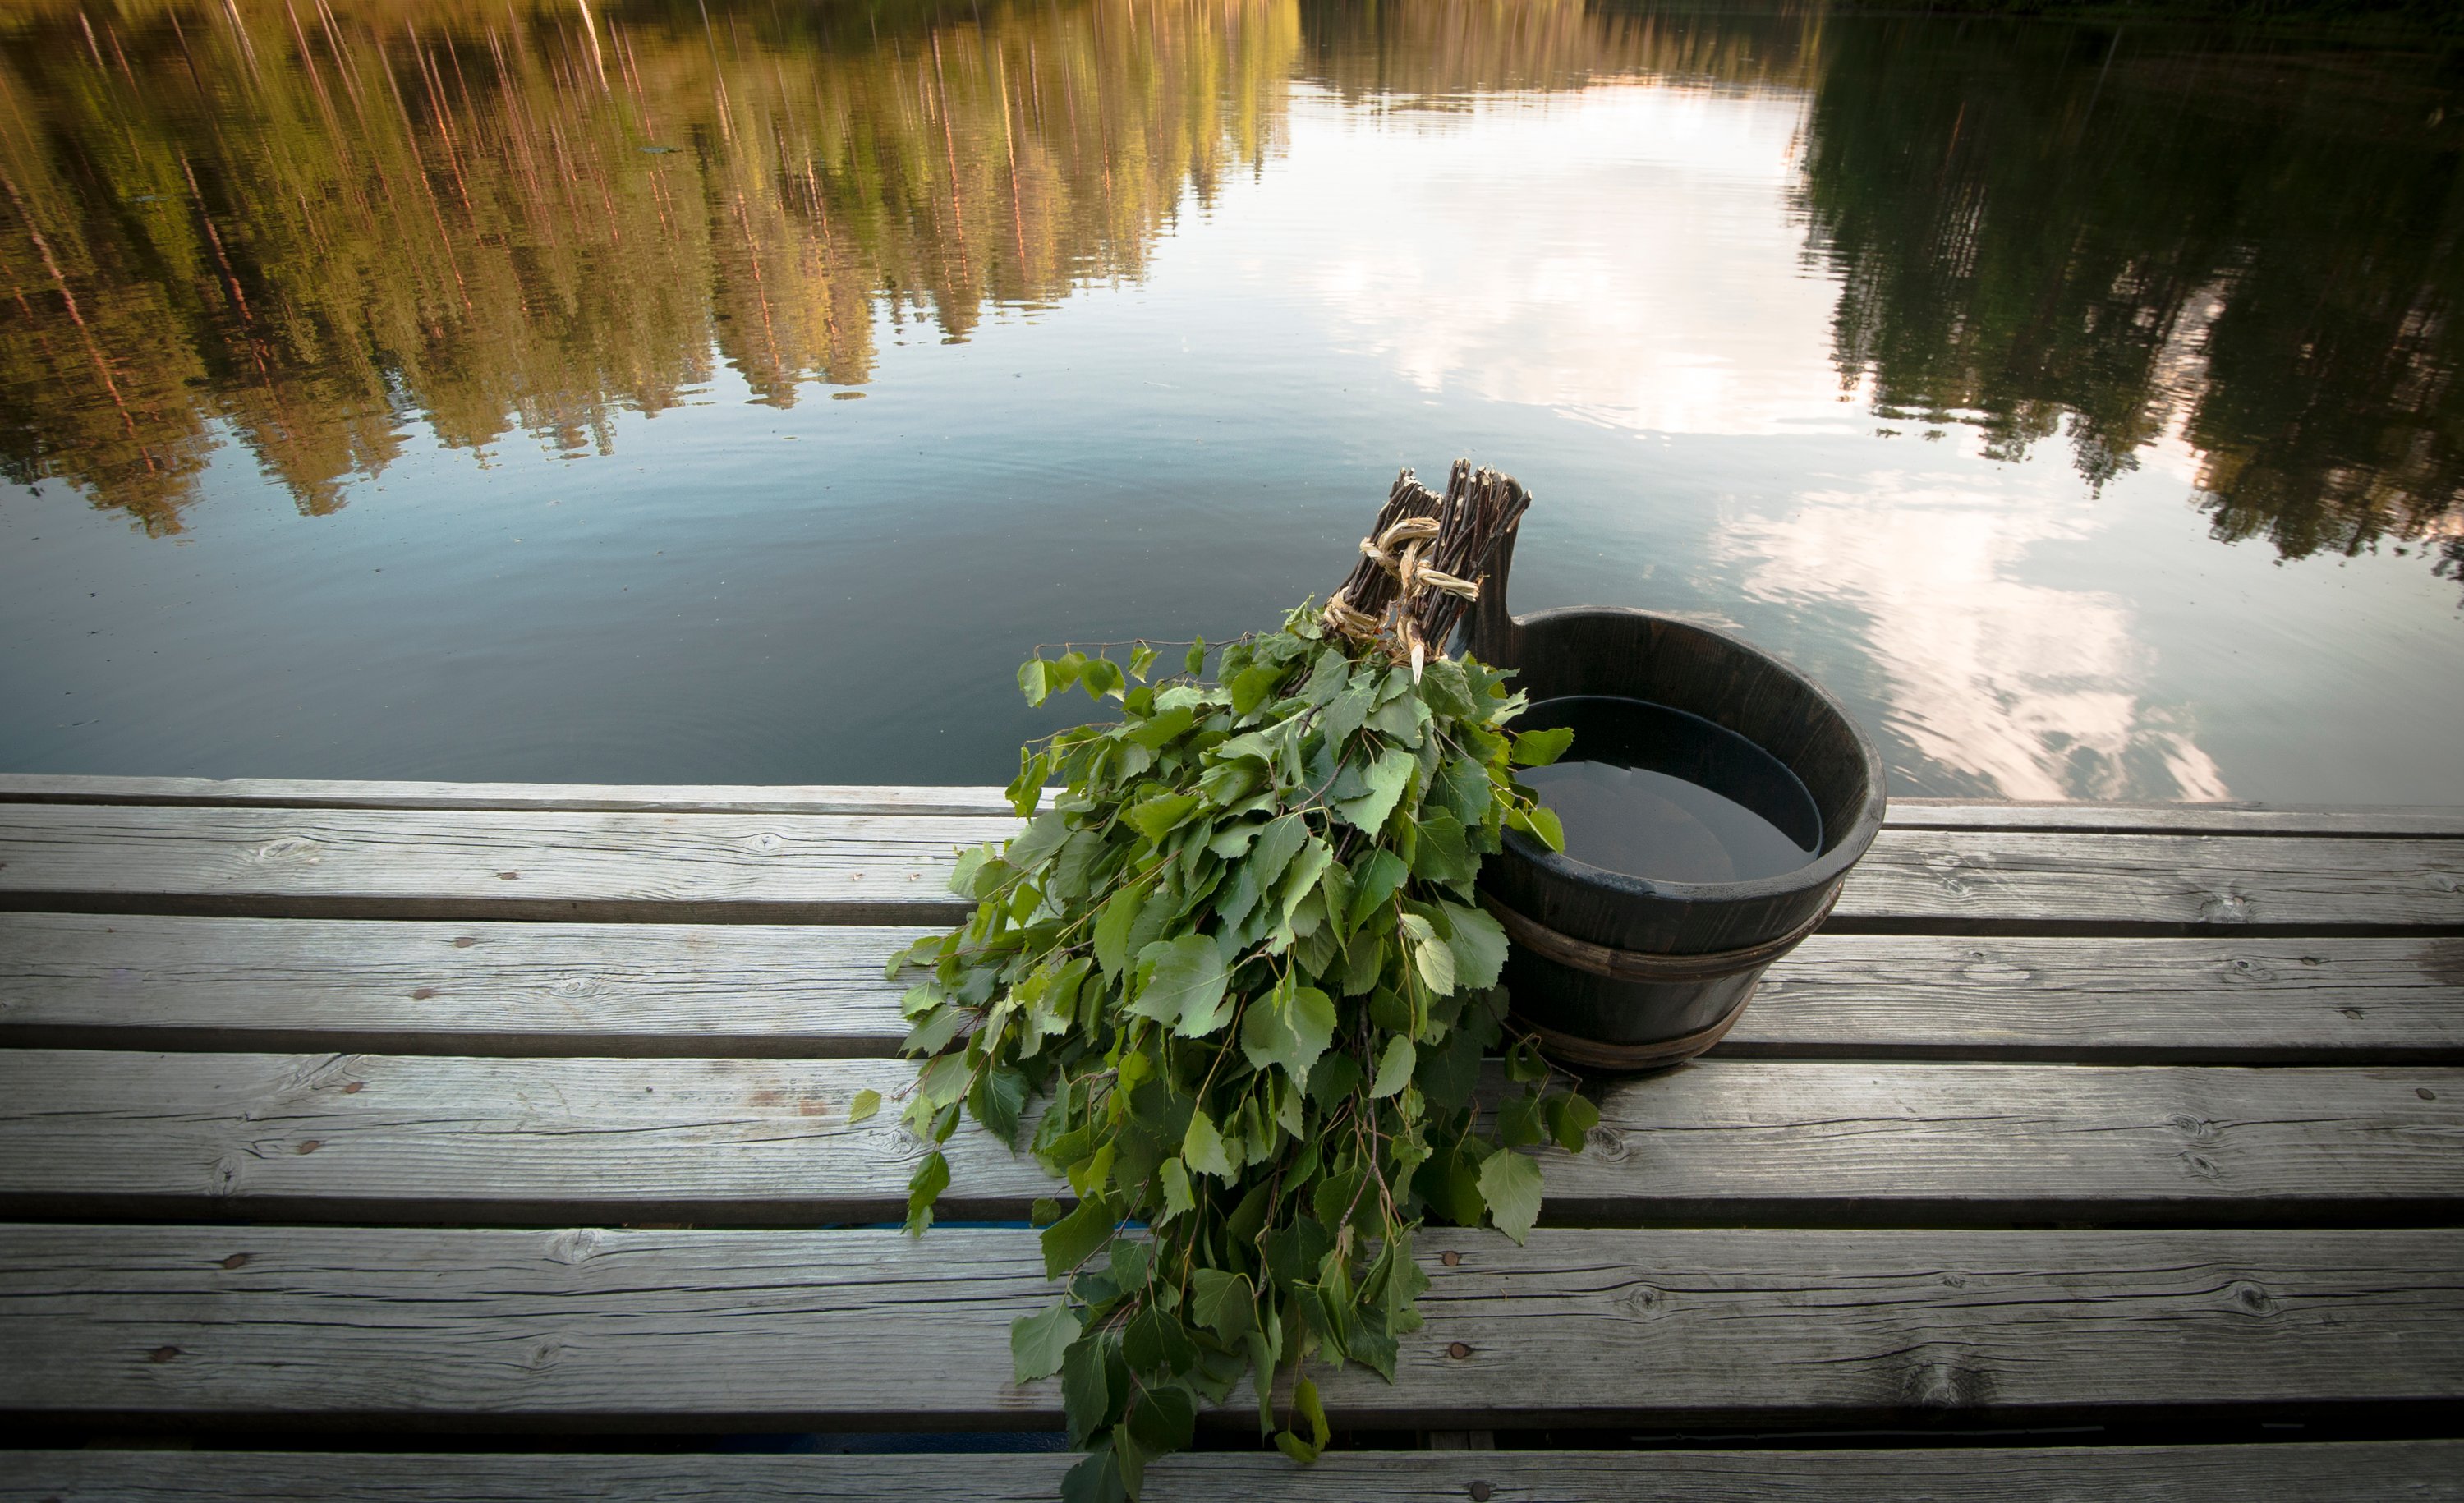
[2,1,2458,801]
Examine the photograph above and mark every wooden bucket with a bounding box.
[1464,531,1889,1072]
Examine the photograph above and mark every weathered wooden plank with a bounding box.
[0,805,1009,925]
[0,774,1025,817]
[1735,932,2464,1062]
[1889,799,2464,838]
[2,1224,2457,1428]
[6,914,2456,1062]
[14,774,2456,838]
[7,1444,2460,1502]
[1,1052,2453,1226]
[4,806,2461,931]
[1837,829,2464,934]
[0,913,938,1058]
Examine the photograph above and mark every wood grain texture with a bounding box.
[0,913,935,1057]
[1734,933,2464,1063]
[7,774,2456,837]
[0,774,1026,817]
[1887,800,2464,837]
[0,805,1009,924]
[5,807,2462,931]
[1,1052,2453,1226]
[5,917,2455,1063]
[6,1444,2461,1502]
[1832,830,2464,935]
[2,1224,2457,1428]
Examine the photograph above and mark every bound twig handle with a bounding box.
[1323,460,1532,676]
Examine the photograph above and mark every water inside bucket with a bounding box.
[1516,696,1823,885]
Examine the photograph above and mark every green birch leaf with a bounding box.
[1186,638,1207,675]
[1547,1091,1602,1155]
[1322,676,1377,743]
[1127,933,1230,1036]
[1183,1107,1237,1180]
[1432,753,1493,826]
[1157,1156,1196,1225]
[1246,813,1308,896]
[1124,704,1196,750]
[1081,657,1127,701]
[1008,811,1073,872]
[1041,1193,1119,1278]
[1093,876,1155,979]
[1476,1148,1545,1244]
[1410,808,1473,885]
[1019,658,1054,707]
[1366,692,1425,746]
[970,1064,1031,1146]
[1317,857,1354,939]
[1334,747,1415,832]
[1216,858,1264,933]
[1439,899,1510,991]
[1416,655,1476,718]
[1297,1377,1332,1453]
[1347,848,1409,930]
[847,1087,881,1125]
[1125,792,1200,843]
[1496,1088,1547,1147]
[1301,646,1352,706]
[903,1151,950,1236]
[1060,1339,1113,1448]
[1240,982,1336,1085]
[1509,800,1566,853]
[1110,1239,1152,1290]
[1510,726,1575,766]
[1230,661,1284,715]
[1125,1383,1196,1456]
[1129,644,1159,682]
[1190,1268,1256,1341]
[1277,837,1335,923]
[1369,1035,1415,1098]
[900,1006,964,1057]
[1413,929,1458,995]
[1012,1302,1082,1384]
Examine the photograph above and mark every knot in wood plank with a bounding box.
[1900,1355,1997,1409]
[2198,887,2254,923]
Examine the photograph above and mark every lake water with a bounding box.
[4,1,2459,800]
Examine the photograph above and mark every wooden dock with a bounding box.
[0,773,2459,1497]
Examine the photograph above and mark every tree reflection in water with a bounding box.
[1,0,2457,591]
[0,0,1297,532]
[1796,14,2464,586]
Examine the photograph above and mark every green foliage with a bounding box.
[889,601,1588,1498]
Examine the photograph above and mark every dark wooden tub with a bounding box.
[1465,535,1890,1070]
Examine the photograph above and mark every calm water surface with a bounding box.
[4,1,2460,799]
[1520,697,1824,884]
